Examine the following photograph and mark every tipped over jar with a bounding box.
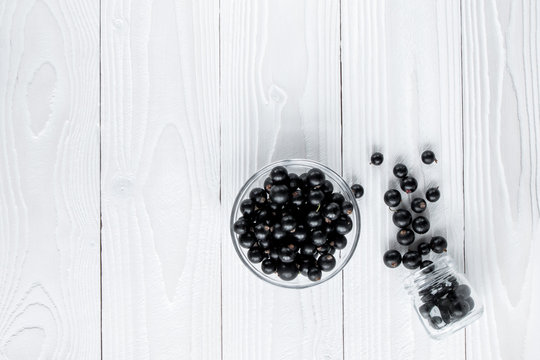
[404,255,484,339]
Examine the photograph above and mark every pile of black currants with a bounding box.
[381,150,444,271]
[233,165,361,282]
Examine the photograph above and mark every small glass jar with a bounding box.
[404,255,484,339]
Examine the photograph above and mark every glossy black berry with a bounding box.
[450,299,470,319]
[370,152,384,165]
[278,244,297,263]
[288,173,300,189]
[419,302,434,318]
[412,216,430,234]
[421,150,437,164]
[331,234,347,250]
[270,166,288,183]
[411,198,427,213]
[331,193,345,205]
[307,267,322,281]
[397,228,415,246]
[417,242,431,255]
[238,233,256,249]
[292,225,308,243]
[240,199,256,217]
[420,260,434,272]
[297,256,314,276]
[291,189,304,207]
[300,243,317,257]
[392,209,412,228]
[321,180,334,195]
[280,214,296,232]
[455,284,471,299]
[307,168,325,187]
[233,218,249,235]
[247,246,265,263]
[384,189,401,207]
[464,297,475,311]
[351,184,364,198]
[261,259,276,274]
[402,251,422,270]
[249,187,267,205]
[268,247,280,261]
[393,163,408,179]
[306,211,323,228]
[277,261,298,281]
[341,201,354,215]
[264,177,273,192]
[426,187,440,202]
[268,201,282,212]
[383,249,402,268]
[272,223,287,241]
[270,184,289,204]
[254,223,270,240]
[400,177,418,194]
[311,230,327,246]
[317,254,336,271]
[322,202,341,221]
[430,236,447,253]
[335,216,353,235]
[307,189,325,205]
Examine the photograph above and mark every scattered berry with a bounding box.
[371,152,384,165]
[421,150,437,164]
[400,177,418,194]
[393,164,408,179]
[430,236,448,253]
[384,189,402,207]
[393,209,412,228]
[426,187,440,202]
[411,198,427,213]
[383,249,402,268]
[402,251,422,270]
[412,216,430,234]
[397,228,415,246]
[417,242,431,255]
[351,184,364,198]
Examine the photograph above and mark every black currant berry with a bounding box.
[317,254,336,271]
[233,218,249,235]
[311,230,327,246]
[370,152,384,165]
[272,223,287,241]
[335,216,353,235]
[400,177,418,194]
[426,187,440,202]
[393,163,408,179]
[419,302,434,318]
[331,193,345,205]
[430,236,447,253]
[420,260,434,271]
[288,173,300,189]
[261,259,276,274]
[291,189,304,207]
[397,228,415,246]
[300,243,317,257]
[292,225,308,243]
[238,233,256,249]
[247,245,265,263]
[269,247,280,261]
[331,234,347,250]
[464,297,475,311]
[417,242,431,255]
[384,189,401,207]
[277,261,299,281]
[383,249,402,268]
[412,216,430,234]
[351,184,364,199]
[278,244,297,263]
[455,284,471,299]
[249,188,267,205]
[421,150,437,164]
[269,184,289,204]
[402,251,421,270]
[307,267,322,281]
[306,211,323,228]
[411,198,427,213]
[280,214,297,232]
[240,199,256,217]
[450,299,470,319]
[321,180,334,195]
[270,166,288,183]
[264,177,273,192]
[341,201,354,215]
[307,168,325,187]
[392,209,412,228]
[308,189,325,205]
[322,202,341,221]
[254,223,270,240]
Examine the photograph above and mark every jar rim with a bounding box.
[404,255,455,292]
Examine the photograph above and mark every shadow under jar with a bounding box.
[404,255,484,339]
[230,159,361,289]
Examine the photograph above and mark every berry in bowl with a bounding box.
[230,159,361,289]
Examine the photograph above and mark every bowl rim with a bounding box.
[230,159,361,289]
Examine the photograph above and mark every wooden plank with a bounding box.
[100,0,221,358]
[461,0,540,359]
[0,0,100,358]
[220,0,342,359]
[341,0,465,358]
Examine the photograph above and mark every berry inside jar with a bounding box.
[232,163,361,284]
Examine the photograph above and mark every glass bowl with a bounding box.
[230,159,361,289]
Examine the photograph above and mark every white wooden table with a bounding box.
[1,0,539,359]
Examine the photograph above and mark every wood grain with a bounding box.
[341,0,465,358]
[100,0,221,358]
[461,0,540,359]
[220,0,343,359]
[0,0,100,358]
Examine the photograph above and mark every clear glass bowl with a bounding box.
[230,159,361,289]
